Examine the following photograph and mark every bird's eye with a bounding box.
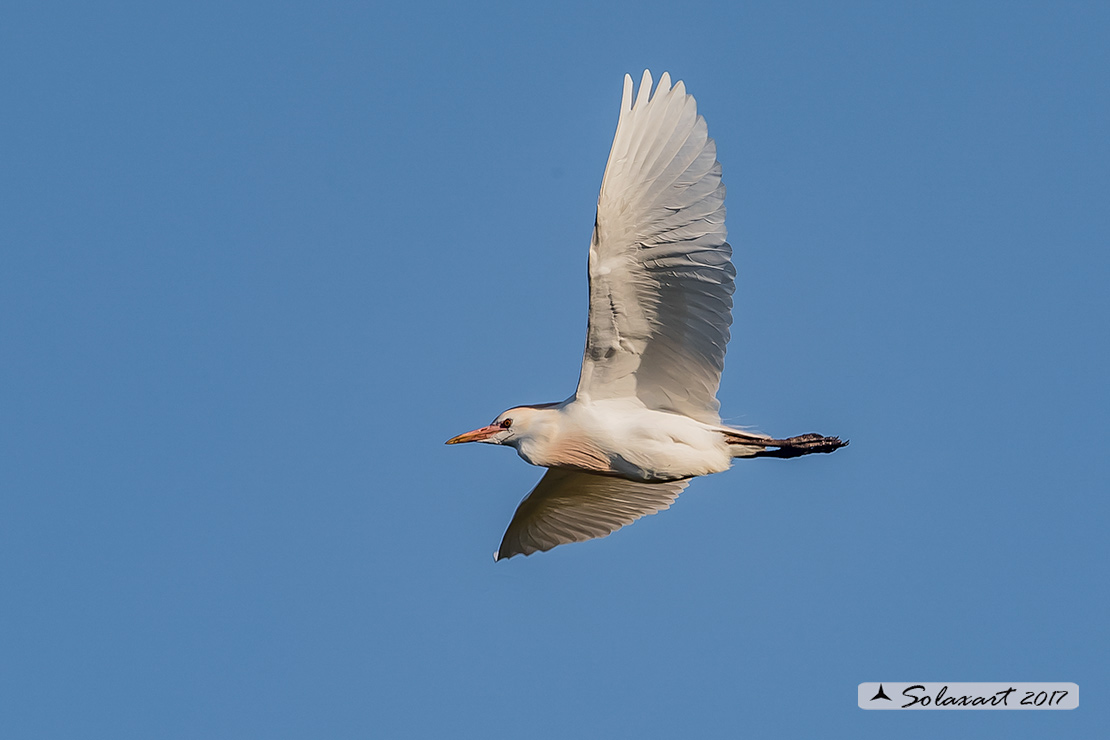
[500,418,513,429]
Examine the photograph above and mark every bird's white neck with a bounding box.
[511,405,612,474]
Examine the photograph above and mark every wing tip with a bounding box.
[658,70,671,95]
[622,73,633,111]
[634,69,653,108]
[631,69,687,100]
[494,546,531,562]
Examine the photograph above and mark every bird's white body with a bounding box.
[447,71,844,560]
[508,401,733,482]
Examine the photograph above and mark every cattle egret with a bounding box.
[448,71,846,560]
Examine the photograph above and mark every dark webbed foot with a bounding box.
[751,433,848,459]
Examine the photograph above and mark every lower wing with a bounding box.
[496,468,689,560]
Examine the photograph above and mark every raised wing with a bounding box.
[576,71,735,425]
[495,468,689,560]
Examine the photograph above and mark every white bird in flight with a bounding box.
[448,71,846,560]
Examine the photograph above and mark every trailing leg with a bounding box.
[724,430,847,459]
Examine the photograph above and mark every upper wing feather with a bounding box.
[576,71,734,424]
[495,468,689,560]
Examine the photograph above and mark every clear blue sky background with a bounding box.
[3,1,1107,738]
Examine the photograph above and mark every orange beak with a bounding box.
[445,424,502,445]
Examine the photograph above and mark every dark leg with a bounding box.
[749,433,848,458]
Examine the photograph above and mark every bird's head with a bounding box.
[445,405,554,448]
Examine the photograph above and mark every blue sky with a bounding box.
[3,1,1108,737]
